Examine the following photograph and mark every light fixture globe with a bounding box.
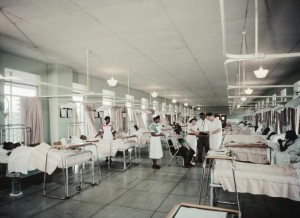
[244,88,253,95]
[172,98,177,103]
[254,66,269,78]
[184,103,188,107]
[236,104,241,109]
[240,96,247,101]
[151,91,158,98]
[107,77,118,86]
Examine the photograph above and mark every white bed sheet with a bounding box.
[222,135,269,164]
[213,160,300,201]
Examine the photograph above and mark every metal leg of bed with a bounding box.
[198,160,207,204]
[43,149,95,199]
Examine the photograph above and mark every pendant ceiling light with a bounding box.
[236,104,240,109]
[240,96,247,101]
[172,98,177,103]
[151,91,158,98]
[244,88,253,95]
[254,66,269,78]
[107,77,118,86]
[184,103,188,107]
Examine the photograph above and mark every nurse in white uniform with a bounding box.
[206,112,222,149]
[149,114,164,169]
[186,117,198,165]
[95,116,115,163]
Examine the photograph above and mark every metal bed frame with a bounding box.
[0,124,31,146]
[108,135,139,171]
[198,150,241,212]
[43,142,101,199]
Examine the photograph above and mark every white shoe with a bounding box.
[190,161,195,166]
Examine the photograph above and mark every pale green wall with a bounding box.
[0,51,183,144]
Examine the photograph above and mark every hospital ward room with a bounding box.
[1,0,300,217]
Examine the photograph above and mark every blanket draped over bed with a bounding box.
[214,160,300,201]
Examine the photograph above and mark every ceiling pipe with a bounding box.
[228,85,297,89]
[219,0,300,62]
[228,95,294,98]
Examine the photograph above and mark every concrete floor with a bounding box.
[0,149,299,218]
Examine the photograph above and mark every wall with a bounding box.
[0,51,183,144]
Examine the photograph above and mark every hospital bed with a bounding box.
[41,142,101,199]
[86,135,139,171]
[222,135,273,164]
[199,150,300,213]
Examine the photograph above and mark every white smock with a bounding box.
[149,123,163,159]
[208,118,222,149]
[186,124,197,156]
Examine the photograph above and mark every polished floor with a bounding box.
[0,149,299,218]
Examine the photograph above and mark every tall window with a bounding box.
[103,89,115,116]
[162,103,166,112]
[72,83,86,126]
[153,100,158,112]
[126,94,134,122]
[141,98,148,127]
[4,68,39,142]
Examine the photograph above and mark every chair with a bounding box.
[167,138,185,166]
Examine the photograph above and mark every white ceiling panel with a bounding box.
[0,0,299,109]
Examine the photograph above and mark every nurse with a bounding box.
[149,114,164,169]
[206,112,222,149]
[95,116,116,162]
[186,117,198,165]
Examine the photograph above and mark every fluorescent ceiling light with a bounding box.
[151,91,158,98]
[107,77,118,86]
[172,98,177,103]
[240,96,247,101]
[254,66,269,78]
[244,88,253,95]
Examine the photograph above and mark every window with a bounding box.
[126,94,134,121]
[103,89,115,116]
[153,100,158,112]
[169,104,173,113]
[72,83,86,125]
[4,68,40,142]
[141,98,148,126]
[162,103,166,112]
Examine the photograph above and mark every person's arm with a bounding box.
[95,125,103,138]
[210,120,222,134]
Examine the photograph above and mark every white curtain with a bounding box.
[83,103,98,137]
[70,106,81,137]
[111,106,129,133]
[20,97,44,145]
[133,111,146,129]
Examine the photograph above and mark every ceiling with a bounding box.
[0,0,300,108]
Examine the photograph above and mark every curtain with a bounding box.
[70,106,81,137]
[133,111,146,129]
[289,108,296,131]
[20,97,43,145]
[110,106,129,133]
[83,103,98,137]
[297,106,300,134]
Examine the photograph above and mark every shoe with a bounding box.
[190,161,195,166]
[152,164,161,169]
